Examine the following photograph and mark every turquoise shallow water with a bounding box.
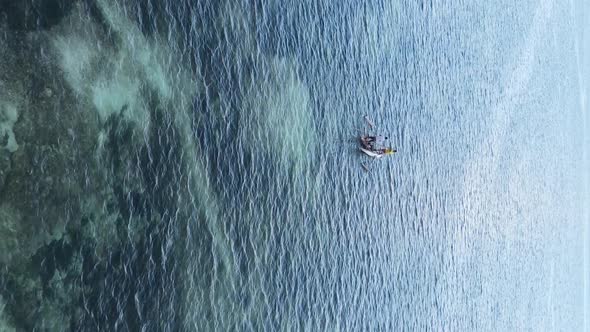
[0,0,588,330]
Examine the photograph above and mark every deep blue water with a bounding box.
[0,0,588,330]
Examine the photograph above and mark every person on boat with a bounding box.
[360,135,372,150]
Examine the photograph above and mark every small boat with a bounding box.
[364,115,375,129]
[359,135,381,158]
[359,135,395,158]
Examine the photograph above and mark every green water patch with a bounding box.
[0,3,203,329]
[1,0,311,329]
[0,0,76,31]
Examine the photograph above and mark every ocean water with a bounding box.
[0,0,588,331]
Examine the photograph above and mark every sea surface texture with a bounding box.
[0,0,588,331]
